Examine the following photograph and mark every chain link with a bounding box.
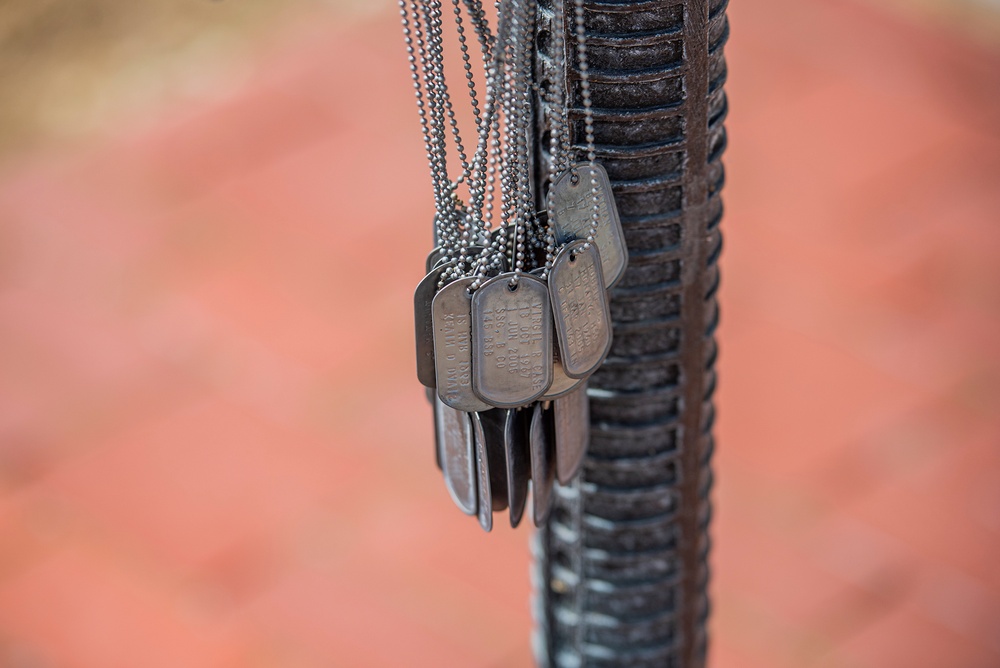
[573,0,601,248]
[402,0,597,286]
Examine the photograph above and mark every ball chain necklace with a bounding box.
[400,0,628,530]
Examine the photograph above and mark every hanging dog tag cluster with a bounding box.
[401,0,627,530]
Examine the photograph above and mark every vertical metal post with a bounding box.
[677,1,710,664]
[534,0,728,665]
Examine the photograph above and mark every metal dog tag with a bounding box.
[541,347,585,400]
[414,262,455,388]
[470,412,493,532]
[434,397,477,515]
[549,240,613,379]
[477,409,509,512]
[554,384,589,484]
[550,163,628,288]
[426,247,446,273]
[530,402,556,527]
[428,386,442,470]
[472,273,553,408]
[504,408,531,528]
[432,278,492,412]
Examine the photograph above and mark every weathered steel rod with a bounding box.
[534,0,728,665]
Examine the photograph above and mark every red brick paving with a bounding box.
[0,1,998,666]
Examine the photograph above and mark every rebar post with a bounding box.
[534,1,728,665]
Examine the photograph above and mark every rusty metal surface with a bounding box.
[534,0,728,665]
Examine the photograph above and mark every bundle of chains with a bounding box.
[401,0,628,531]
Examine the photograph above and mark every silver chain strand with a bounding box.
[542,0,568,277]
[573,0,601,247]
[417,0,465,259]
[401,0,594,283]
[408,0,476,285]
[423,0,470,275]
[507,0,535,284]
[399,0,448,248]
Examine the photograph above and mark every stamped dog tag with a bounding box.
[530,402,556,526]
[541,346,585,400]
[470,412,493,532]
[472,273,553,408]
[432,278,492,412]
[504,408,531,528]
[477,409,509,512]
[427,386,441,471]
[426,247,446,273]
[414,262,455,388]
[549,240,613,379]
[434,397,477,515]
[554,384,589,484]
[550,163,628,288]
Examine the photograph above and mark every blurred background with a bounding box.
[0,0,998,666]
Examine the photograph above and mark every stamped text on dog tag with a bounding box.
[472,273,553,408]
[414,262,455,388]
[432,278,492,412]
[550,163,628,288]
[549,240,613,379]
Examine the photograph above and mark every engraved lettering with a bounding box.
[472,274,553,407]
[550,241,612,379]
[551,164,628,288]
[432,278,490,412]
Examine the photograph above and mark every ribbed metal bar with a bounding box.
[534,0,728,665]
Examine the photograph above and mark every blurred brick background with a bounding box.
[0,0,998,666]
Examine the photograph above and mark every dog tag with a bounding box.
[472,273,553,408]
[470,412,493,532]
[426,247,446,273]
[434,397,477,515]
[549,240,613,379]
[541,347,585,400]
[550,163,628,288]
[554,384,589,484]
[428,387,441,471]
[477,409,509,511]
[428,387,442,470]
[504,409,531,528]
[530,402,556,526]
[432,278,492,412]
[414,262,455,388]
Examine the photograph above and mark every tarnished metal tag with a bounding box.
[472,273,553,408]
[477,409,509,512]
[414,262,455,388]
[548,240,613,379]
[550,163,628,288]
[504,408,530,528]
[530,402,556,527]
[426,246,445,273]
[554,384,589,485]
[434,397,477,515]
[541,346,585,400]
[470,412,493,532]
[432,278,492,412]
[428,386,441,471]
